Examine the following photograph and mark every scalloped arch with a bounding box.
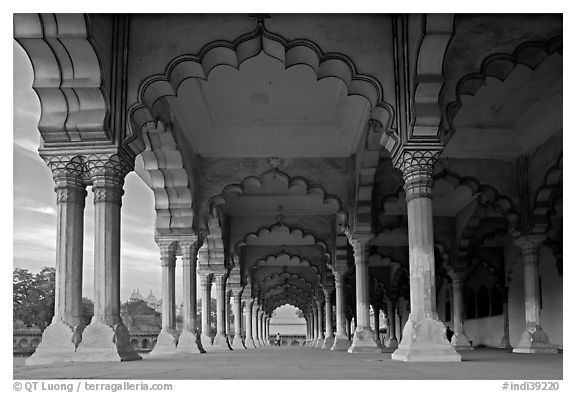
[209,169,348,232]
[254,252,316,271]
[236,223,331,262]
[378,169,519,235]
[533,155,562,232]
[442,36,562,143]
[125,23,396,156]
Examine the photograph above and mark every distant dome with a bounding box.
[145,290,159,305]
[130,288,144,301]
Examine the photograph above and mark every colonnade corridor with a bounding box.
[13,13,563,382]
[14,345,562,380]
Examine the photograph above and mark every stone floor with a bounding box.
[13,346,562,380]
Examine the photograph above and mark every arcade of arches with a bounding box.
[14,14,562,366]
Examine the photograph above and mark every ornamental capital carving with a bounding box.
[199,273,213,286]
[393,149,441,202]
[514,233,546,257]
[43,155,88,180]
[86,153,133,180]
[348,233,372,260]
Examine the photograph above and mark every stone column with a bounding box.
[244,299,255,348]
[391,150,460,362]
[27,168,87,365]
[177,241,205,354]
[513,236,557,353]
[386,301,398,349]
[373,306,381,346]
[322,288,335,349]
[348,236,380,353]
[258,309,265,346]
[76,159,140,361]
[450,272,473,350]
[252,302,260,347]
[331,272,351,351]
[498,285,512,349]
[199,273,213,349]
[232,290,246,349]
[264,315,269,345]
[150,243,179,355]
[315,301,325,348]
[212,273,232,350]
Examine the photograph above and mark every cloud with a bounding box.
[23,205,56,215]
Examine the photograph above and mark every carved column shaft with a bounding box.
[160,248,176,331]
[200,274,212,336]
[54,173,86,328]
[233,292,242,337]
[387,301,397,341]
[324,291,334,337]
[352,238,371,328]
[214,274,227,336]
[244,300,254,345]
[252,303,259,343]
[181,243,198,332]
[452,275,465,335]
[334,274,346,336]
[91,172,125,325]
[403,164,437,317]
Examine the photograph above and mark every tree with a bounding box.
[81,297,94,326]
[13,267,55,331]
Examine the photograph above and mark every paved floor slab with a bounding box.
[13,346,562,380]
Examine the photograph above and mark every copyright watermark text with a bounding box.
[13,381,173,392]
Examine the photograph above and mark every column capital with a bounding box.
[393,148,441,202]
[322,286,334,299]
[514,234,546,256]
[199,273,213,286]
[448,270,467,285]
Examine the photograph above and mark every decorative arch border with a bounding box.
[533,154,562,231]
[442,36,562,143]
[124,21,398,238]
[377,168,520,239]
[208,169,348,232]
[125,21,396,157]
[235,223,331,262]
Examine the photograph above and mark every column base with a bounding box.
[513,326,558,354]
[331,334,351,351]
[26,318,82,366]
[451,332,474,351]
[245,338,256,348]
[498,335,513,349]
[322,336,335,349]
[231,335,246,349]
[347,327,381,353]
[314,337,325,348]
[200,333,212,350]
[391,317,461,362]
[74,319,141,362]
[210,333,232,350]
[149,329,179,356]
[176,330,205,354]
